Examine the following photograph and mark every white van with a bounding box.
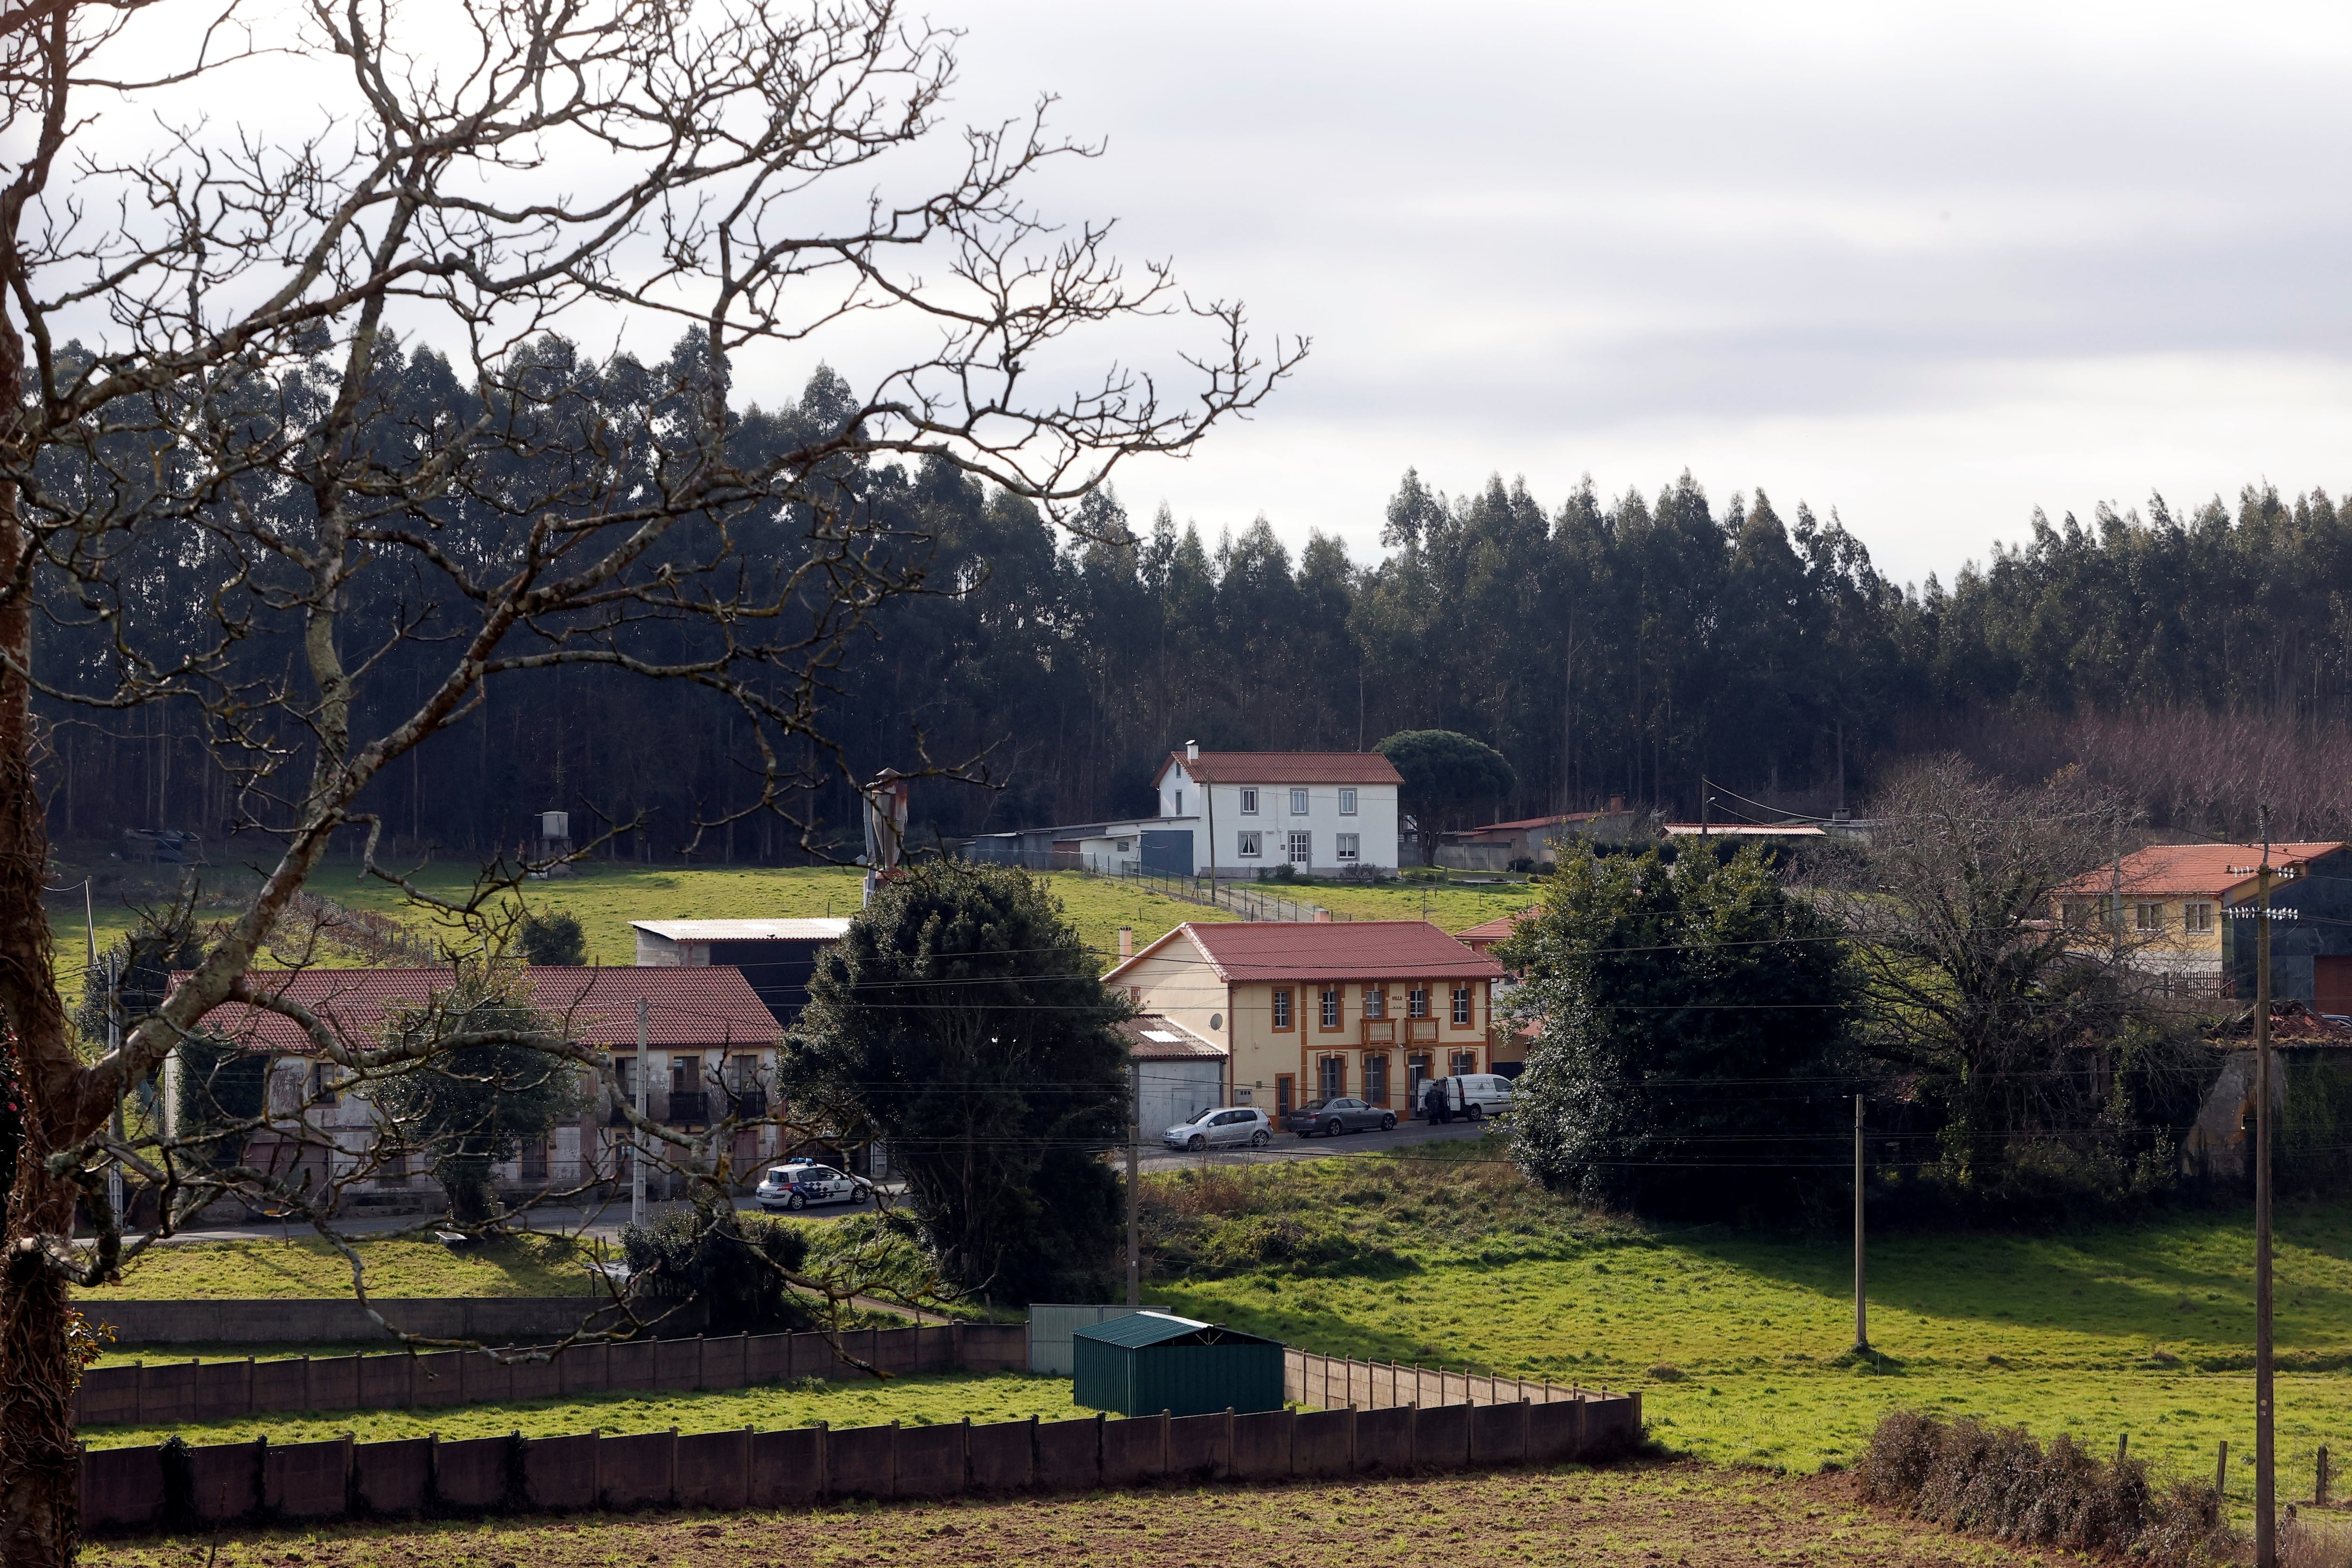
[1420,1074,1514,1124]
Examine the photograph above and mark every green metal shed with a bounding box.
[1070,1311,1285,1417]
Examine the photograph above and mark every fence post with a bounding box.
[2117,1433,2129,1464]
[1160,1408,1171,1479]
[961,1416,972,1491]
[2320,1445,2332,1507]
[889,1419,900,1500]
[667,1426,679,1505]
[1224,1407,1236,1480]
[2217,1439,2229,1498]
[132,1361,143,1425]
[1028,1414,1039,1489]
[1407,1401,1419,1473]
[815,1420,830,1502]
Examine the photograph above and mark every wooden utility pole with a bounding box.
[2256,808,2277,1568]
[631,997,649,1227]
[1853,1092,1868,1353]
[1126,1061,1142,1307]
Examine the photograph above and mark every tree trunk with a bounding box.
[0,448,94,1560]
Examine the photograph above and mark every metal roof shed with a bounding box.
[1070,1312,1285,1418]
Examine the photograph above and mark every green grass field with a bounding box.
[46,860,1526,1008]
[1144,1145,2352,1508]
[77,1233,605,1301]
[78,1370,1094,1450]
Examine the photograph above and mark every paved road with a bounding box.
[1138,1113,1498,1171]
[132,1118,1489,1242]
[136,1188,890,1245]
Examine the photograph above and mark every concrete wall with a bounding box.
[76,1322,1028,1428]
[77,1295,679,1348]
[81,1390,1641,1536]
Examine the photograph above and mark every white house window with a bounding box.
[1289,787,1310,814]
[1240,788,1258,814]
[1237,831,1263,858]
[1408,985,1430,1019]
[1336,833,1360,863]
[1115,838,1134,852]
[1174,789,1184,816]
[1451,984,1472,1025]
[1287,830,1311,865]
[1339,788,1358,815]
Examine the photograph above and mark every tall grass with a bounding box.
[1857,1409,2228,1565]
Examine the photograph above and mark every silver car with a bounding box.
[1162,1106,1272,1152]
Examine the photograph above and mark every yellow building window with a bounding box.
[2186,902,2215,933]
[2134,902,2163,932]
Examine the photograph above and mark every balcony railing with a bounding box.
[723,1088,769,1119]
[663,1090,711,1125]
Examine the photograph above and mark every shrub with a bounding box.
[620,1199,814,1334]
[1857,1410,2227,1565]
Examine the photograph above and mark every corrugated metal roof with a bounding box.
[631,919,851,942]
[181,966,783,1054]
[1152,751,1405,787]
[1072,1311,1279,1349]
[2058,843,2349,899]
[1115,1015,1227,1060]
[1106,921,1505,984]
[1660,822,1826,837]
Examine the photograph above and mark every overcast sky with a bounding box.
[859,0,2352,587]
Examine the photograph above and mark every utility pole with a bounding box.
[1126,1062,1141,1307]
[630,997,649,1227]
[106,952,123,1229]
[2256,807,2277,1568]
[1853,1092,1867,1354]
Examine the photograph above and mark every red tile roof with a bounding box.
[2058,842,2348,899]
[180,966,782,1054]
[1152,751,1404,787]
[1105,921,1503,984]
[1457,909,1539,948]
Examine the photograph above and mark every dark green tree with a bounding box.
[517,909,588,967]
[620,1196,814,1335]
[1376,729,1517,861]
[1501,844,1857,1221]
[784,863,1130,1304]
[371,970,589,1225]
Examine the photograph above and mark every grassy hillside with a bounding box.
[79,1370,1092,1450]
[79,1233,606,1300]
[1145,1143,2352,1505]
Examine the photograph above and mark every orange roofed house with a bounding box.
[2055,841,2352,999]
[179,965,784,1205]
[1101,922,1506,1118]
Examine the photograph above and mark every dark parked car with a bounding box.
[1283,1096,1396,1138]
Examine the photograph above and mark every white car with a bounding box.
[755,1162,865,1211]
[1163,1106,1272,1152]
[1420,1074,1516,1124]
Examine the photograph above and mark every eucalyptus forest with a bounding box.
[43,343,2352,856]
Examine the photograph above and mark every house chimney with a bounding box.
[1118,926,1134,959]
[1313,910,1332,923]
[1186,739,1200,762]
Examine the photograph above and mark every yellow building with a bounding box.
[1101,921,1506,1118]
[2055,841,2346,982]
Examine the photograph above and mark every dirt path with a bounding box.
[83,1461,2098,1568]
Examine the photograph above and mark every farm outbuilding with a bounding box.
[1070,1311,1285,1417]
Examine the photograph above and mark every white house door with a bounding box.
[1287,830,1311,867]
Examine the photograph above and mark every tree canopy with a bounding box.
[783,864,1130,1304]
[1501,844,1858,1222]
[1376,729,1517,859]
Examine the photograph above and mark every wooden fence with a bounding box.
[76,1323,1028,1429]
[80,1389,1643,1537]
[1286,1348,1605,1410]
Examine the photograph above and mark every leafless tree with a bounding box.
[0,1,1298,1558]
[1826,756,2195,1190]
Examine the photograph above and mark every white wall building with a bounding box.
[1151,746,1402,878]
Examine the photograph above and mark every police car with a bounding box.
[754,1160,865,1211]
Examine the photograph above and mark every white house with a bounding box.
[1152,745,1402,877]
